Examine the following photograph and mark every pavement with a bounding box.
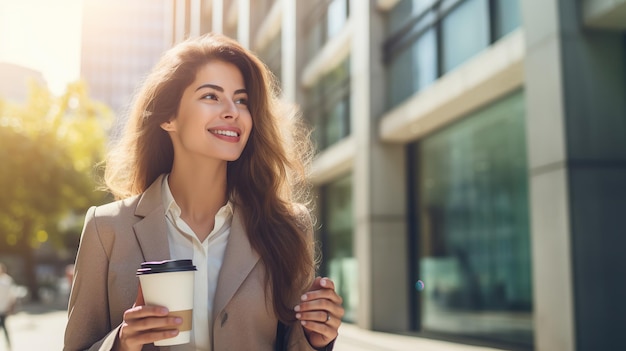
[1,303,67,351]
[1,302,506,351]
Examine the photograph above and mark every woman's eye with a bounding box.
[202,93,218,101]
[235,98,248,105]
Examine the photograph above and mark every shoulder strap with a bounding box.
[275,321,288,351]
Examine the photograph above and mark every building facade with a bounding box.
[169,1,626,350]
[80,0,170,127]
[0,62,46,103]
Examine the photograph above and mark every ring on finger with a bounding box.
[325,311,331,323]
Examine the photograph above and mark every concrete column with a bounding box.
[163,0,175,47]
[521,0,626,350]
[212,0,223,33]
[351,0,409,332]
[521,2,575,350]
[174,0,188,43]
[351,0,373,330]
[189,0,201,37]
[282,0,313,103]
[237,0,250,48]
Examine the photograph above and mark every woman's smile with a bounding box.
[208,127,242,142]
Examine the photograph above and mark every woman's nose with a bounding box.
[221,100,240,119]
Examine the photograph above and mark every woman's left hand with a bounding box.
[295,276,344,349]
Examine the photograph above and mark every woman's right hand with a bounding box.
[113,285,182,351]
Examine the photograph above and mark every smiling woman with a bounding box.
[63,33,344,351]
[0,0,82,94]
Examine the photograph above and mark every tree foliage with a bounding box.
[0,80,112,297]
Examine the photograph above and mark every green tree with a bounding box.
[0,81,112,300]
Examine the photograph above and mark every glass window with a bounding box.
[306,0,349,57]
[320,174,357,322]
[305,58,350,151]
[494,0,521,39]
[388,28,437,107]
[327,0,348,40]
[414,90,533,347]
[257,30,282,84]
[388,0,437,34]
[441,0,489,73]
[324,97,350,146]
[385,0,522,109]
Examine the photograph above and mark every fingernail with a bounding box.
[160,308,169,314]
[175,317,182,324]
[301,320,307,326]
[301,294,307,301]
[294,305,301,312]
[321,279,327,287]
[295,313,302,319]
[169,330,179,336]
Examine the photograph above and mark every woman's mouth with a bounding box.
[209,129,240,137]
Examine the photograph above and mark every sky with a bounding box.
[0,0,83,94]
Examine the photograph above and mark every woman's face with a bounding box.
[162,60,252,163]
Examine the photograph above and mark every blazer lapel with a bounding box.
[212,207,261,322]
[133,174,171,262]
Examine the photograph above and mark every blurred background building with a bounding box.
[0,62,45,103]
[79,0,625,350]
[80,0,170,132]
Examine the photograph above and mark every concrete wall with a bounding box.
[521,0,626,349]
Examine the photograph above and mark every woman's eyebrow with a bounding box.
[195,83,223,92]
[195,84,247,95]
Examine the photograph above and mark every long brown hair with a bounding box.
[104,33,316,322]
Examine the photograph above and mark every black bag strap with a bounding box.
[275,321,288,351]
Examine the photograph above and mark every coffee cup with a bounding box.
[136,259,197,346]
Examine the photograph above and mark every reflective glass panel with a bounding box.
[417,91,533,346]
[305,58,350,151]
[388,0,436,34]
[327,0,348,39]
[322,174,357,322]
[389,29,437,107]
[441,0,489,73]
[494,0,521,39]
[324,97,349,146]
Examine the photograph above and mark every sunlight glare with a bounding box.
[0,0,83,94]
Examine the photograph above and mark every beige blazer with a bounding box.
[64,175,320,351]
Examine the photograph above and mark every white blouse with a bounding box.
[161,175,232,351]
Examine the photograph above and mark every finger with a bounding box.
[319,277,335,291]
[307,277,333,293]
[120,313,183,348]
[120,323,180,348]
[295,300,345,321]
[300,289,343,306]
[131,329,180,346]
[300,319,338,340]
[127,314,182,331]
[124,305,170,322]
[295,311,338,326]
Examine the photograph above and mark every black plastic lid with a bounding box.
[136,259,197,275]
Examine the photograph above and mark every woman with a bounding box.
[0,263,16,349]
[64,33,343,351]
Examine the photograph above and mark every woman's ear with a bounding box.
[160,120,175,132]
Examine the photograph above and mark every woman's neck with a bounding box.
[167,159,228,238]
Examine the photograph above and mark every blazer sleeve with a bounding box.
[64,206,120,351]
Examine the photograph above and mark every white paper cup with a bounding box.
[137,259,197,346]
